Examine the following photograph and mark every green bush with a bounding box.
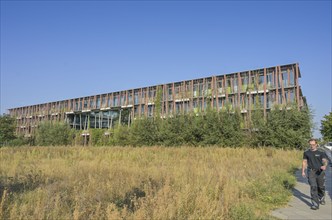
[130,118,159,146]
[111,125,131,146]
[90,129,107,146]
[248,104,312,148]
[229,203,255,220]
[35,121,72,146]
[0,114,16,146]
[25,105,313,148]
[5,137,30,147]
[246,171,295,206]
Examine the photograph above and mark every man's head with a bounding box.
[309,138,318,150]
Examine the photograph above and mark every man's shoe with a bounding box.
[311,205,319,210]
[320,200,326,205]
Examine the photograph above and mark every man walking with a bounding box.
[302,138,329,210]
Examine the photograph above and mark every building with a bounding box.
[8,63,306,136]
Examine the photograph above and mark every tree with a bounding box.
[202,108,222,145]
[218,108,244,147]
[0,114,16,145]
[249,97,267,147]
[111,124,132,146]
[35,121,72,146]
[159,114,186,146]
[265,104,312,149]
[129,118,158,146]
[320,112,332,141]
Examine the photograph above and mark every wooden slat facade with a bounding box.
[8,63,306,136]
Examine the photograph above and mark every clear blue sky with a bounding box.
[1,1,331,138]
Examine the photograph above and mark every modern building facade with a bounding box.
[8,63,306,136]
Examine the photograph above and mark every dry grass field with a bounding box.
[0,147,302,219]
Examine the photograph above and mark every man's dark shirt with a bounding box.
[303,148,328,170]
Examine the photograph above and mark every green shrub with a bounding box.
[0,114,16,146]
[5,137,30,147]
[111,125,131,146]
[229,203,255,220]
[90,129,108,146]
[35,122,72,146]
[246,171,295,207]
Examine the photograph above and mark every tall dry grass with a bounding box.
[0,146,302,219]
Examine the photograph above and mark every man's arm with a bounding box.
[320,151,329,171]
[302,159,307,178]
[321,158,328,171]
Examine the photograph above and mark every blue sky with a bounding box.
[1,1,331,138]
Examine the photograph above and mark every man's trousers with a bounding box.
[307,169,325,207]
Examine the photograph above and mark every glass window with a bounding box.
[176,103,181,113]
[228,96,233,105]
[260,94,264,107]
[113,96,118,106]
[259,75,264,84]
[267,94,271,108]
[226,78,231,88]
[218,98,222,108]
[217,80,223,95]
[185,82,190,94]
[199,83,203,96]
[96,96,101,108]
[149,88,156,100]
[175,85,180,98]
[128,92,133,104]
[134,91,139,105]
[168,85,173,100]
[234,94,238,106]
[241,73,248,85]
[193,84,198,97]
[251,95,255,107]
[141,90,146,102]
[84,98,88,109]
[282,71,288,87]
[102,95,107,107]
[134,106,139,116]
[70,100,73,110]
[120,93,126,105]
[184,102,189,113]
[290,70,295,86]
[193,100,198,108]
[79,100,82,110]
[141,105,145,115]
[279,93,282,104]
[241,73,248,92]
[149,88,156,99]
[148,105,153,117]
[169,103,173,113]
[234,78,238,92]
[290,89,295,102]
[243,96,247,109]
[107,96,111,107]
[266,71,273,88]
[89,97,94,108]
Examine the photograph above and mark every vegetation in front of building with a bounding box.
[320,111,332,142]
[0,115,34,146]
[35,121,73,146]
[0,147,301,219]
[0,115,17,146]
[1,105,314,148]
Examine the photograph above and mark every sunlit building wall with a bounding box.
[8,63,306,136]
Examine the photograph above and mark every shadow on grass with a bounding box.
[0,170,46,196]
